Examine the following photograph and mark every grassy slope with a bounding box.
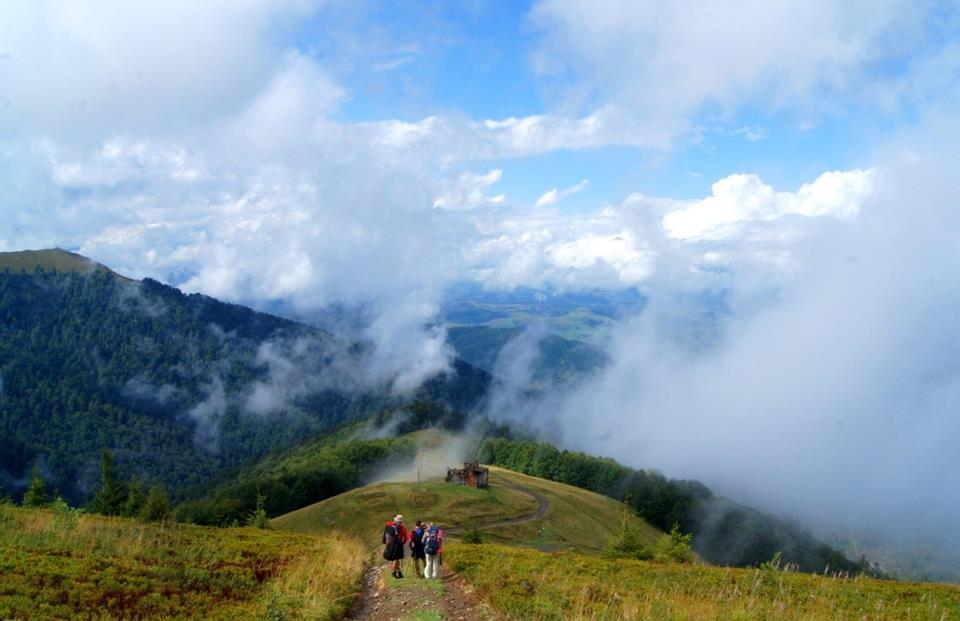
[0,248,129,279]
[0,504,364,620]
[449,543,960,621]
[273,465,660,556]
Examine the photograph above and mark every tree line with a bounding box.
[478,437,880,575]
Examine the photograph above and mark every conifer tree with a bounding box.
[91,449,126,515]
[23,466,49,507]
[123,477,145,517]
[139,485,172,523]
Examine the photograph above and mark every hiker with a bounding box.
[422,522,443,579]
[382,514,409,578]
[411,520,426,578]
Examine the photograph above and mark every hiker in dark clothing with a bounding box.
[411,520,426,578]
[382,514,410,578]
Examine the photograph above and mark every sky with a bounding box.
[2,0,960,564]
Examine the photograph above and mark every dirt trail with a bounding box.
[347,477,546,620]
[346,563,493,621]
[444,477,549,535]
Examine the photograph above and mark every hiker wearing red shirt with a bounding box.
[382,514,410,578]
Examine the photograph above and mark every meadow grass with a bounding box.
[0,504,364,620]
[449,543,960,620]
[272,477,537,543]
[479,467,661,555]
[273,466,660,557]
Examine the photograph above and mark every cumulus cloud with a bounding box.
[0,0,318,141]
[366,104,671,158]
[661,169,874,240]
[433,169,506,211]
[495,122,960,558]
[535,178,588,208]
[528,0,943,134]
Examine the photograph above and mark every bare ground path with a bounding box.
[345,563,494,621]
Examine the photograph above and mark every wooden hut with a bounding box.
[445,461,490,488]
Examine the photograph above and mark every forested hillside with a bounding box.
[0,255,488,504]
[447,325,607,385]
[480,438,876,575]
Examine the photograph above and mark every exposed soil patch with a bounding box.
[346,562,496,621]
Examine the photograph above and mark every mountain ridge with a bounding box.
[0,249,489,504]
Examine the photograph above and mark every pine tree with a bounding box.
[139,485,172,523]
[123,477,145,517]
[23,466,49,507]
[91,449,127,515]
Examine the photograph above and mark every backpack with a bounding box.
[383,523,397,546]
[423,527,440,554]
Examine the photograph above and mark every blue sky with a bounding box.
[256,0,949,209]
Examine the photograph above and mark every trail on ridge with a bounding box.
[347,477,547,620]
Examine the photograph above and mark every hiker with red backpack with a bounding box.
[422,523,443,579]
[382,514,410,578]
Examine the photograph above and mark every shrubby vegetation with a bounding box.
[175,435,416,526]
[479,438,871,574]
[450,543,960,620]
[0,503,364,620]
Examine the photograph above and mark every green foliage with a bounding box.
[139,486,172,523]
[176,435,416,526]
[760,551,785,572]
[265,589,288,621]
[0,503,364,621]
[90,449,127,515]
[655,524,693,563]
[123,477,145,517]
[0,268,488,506]
[446,325,607,386]
[461,525,484,544]
[51,496,81,531]
[450,543,960,621]
[479,437,863,574]
[604,513,652,561]
[246,492,270,529]
[373,400,467,434]
[479,438,705,533]
[22,467,49,507]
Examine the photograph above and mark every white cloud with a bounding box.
[661,169,874,241]
[547,230,652,284]
[730,125,768,142]
[372,55,417,72]
[529,0,941,135]
[365,105,671,161]
[535,178,589,208]
[433,169,505,211]
[489,117,960,559]
[0,0,319,141]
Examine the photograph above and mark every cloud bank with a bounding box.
[498,127,960,559]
